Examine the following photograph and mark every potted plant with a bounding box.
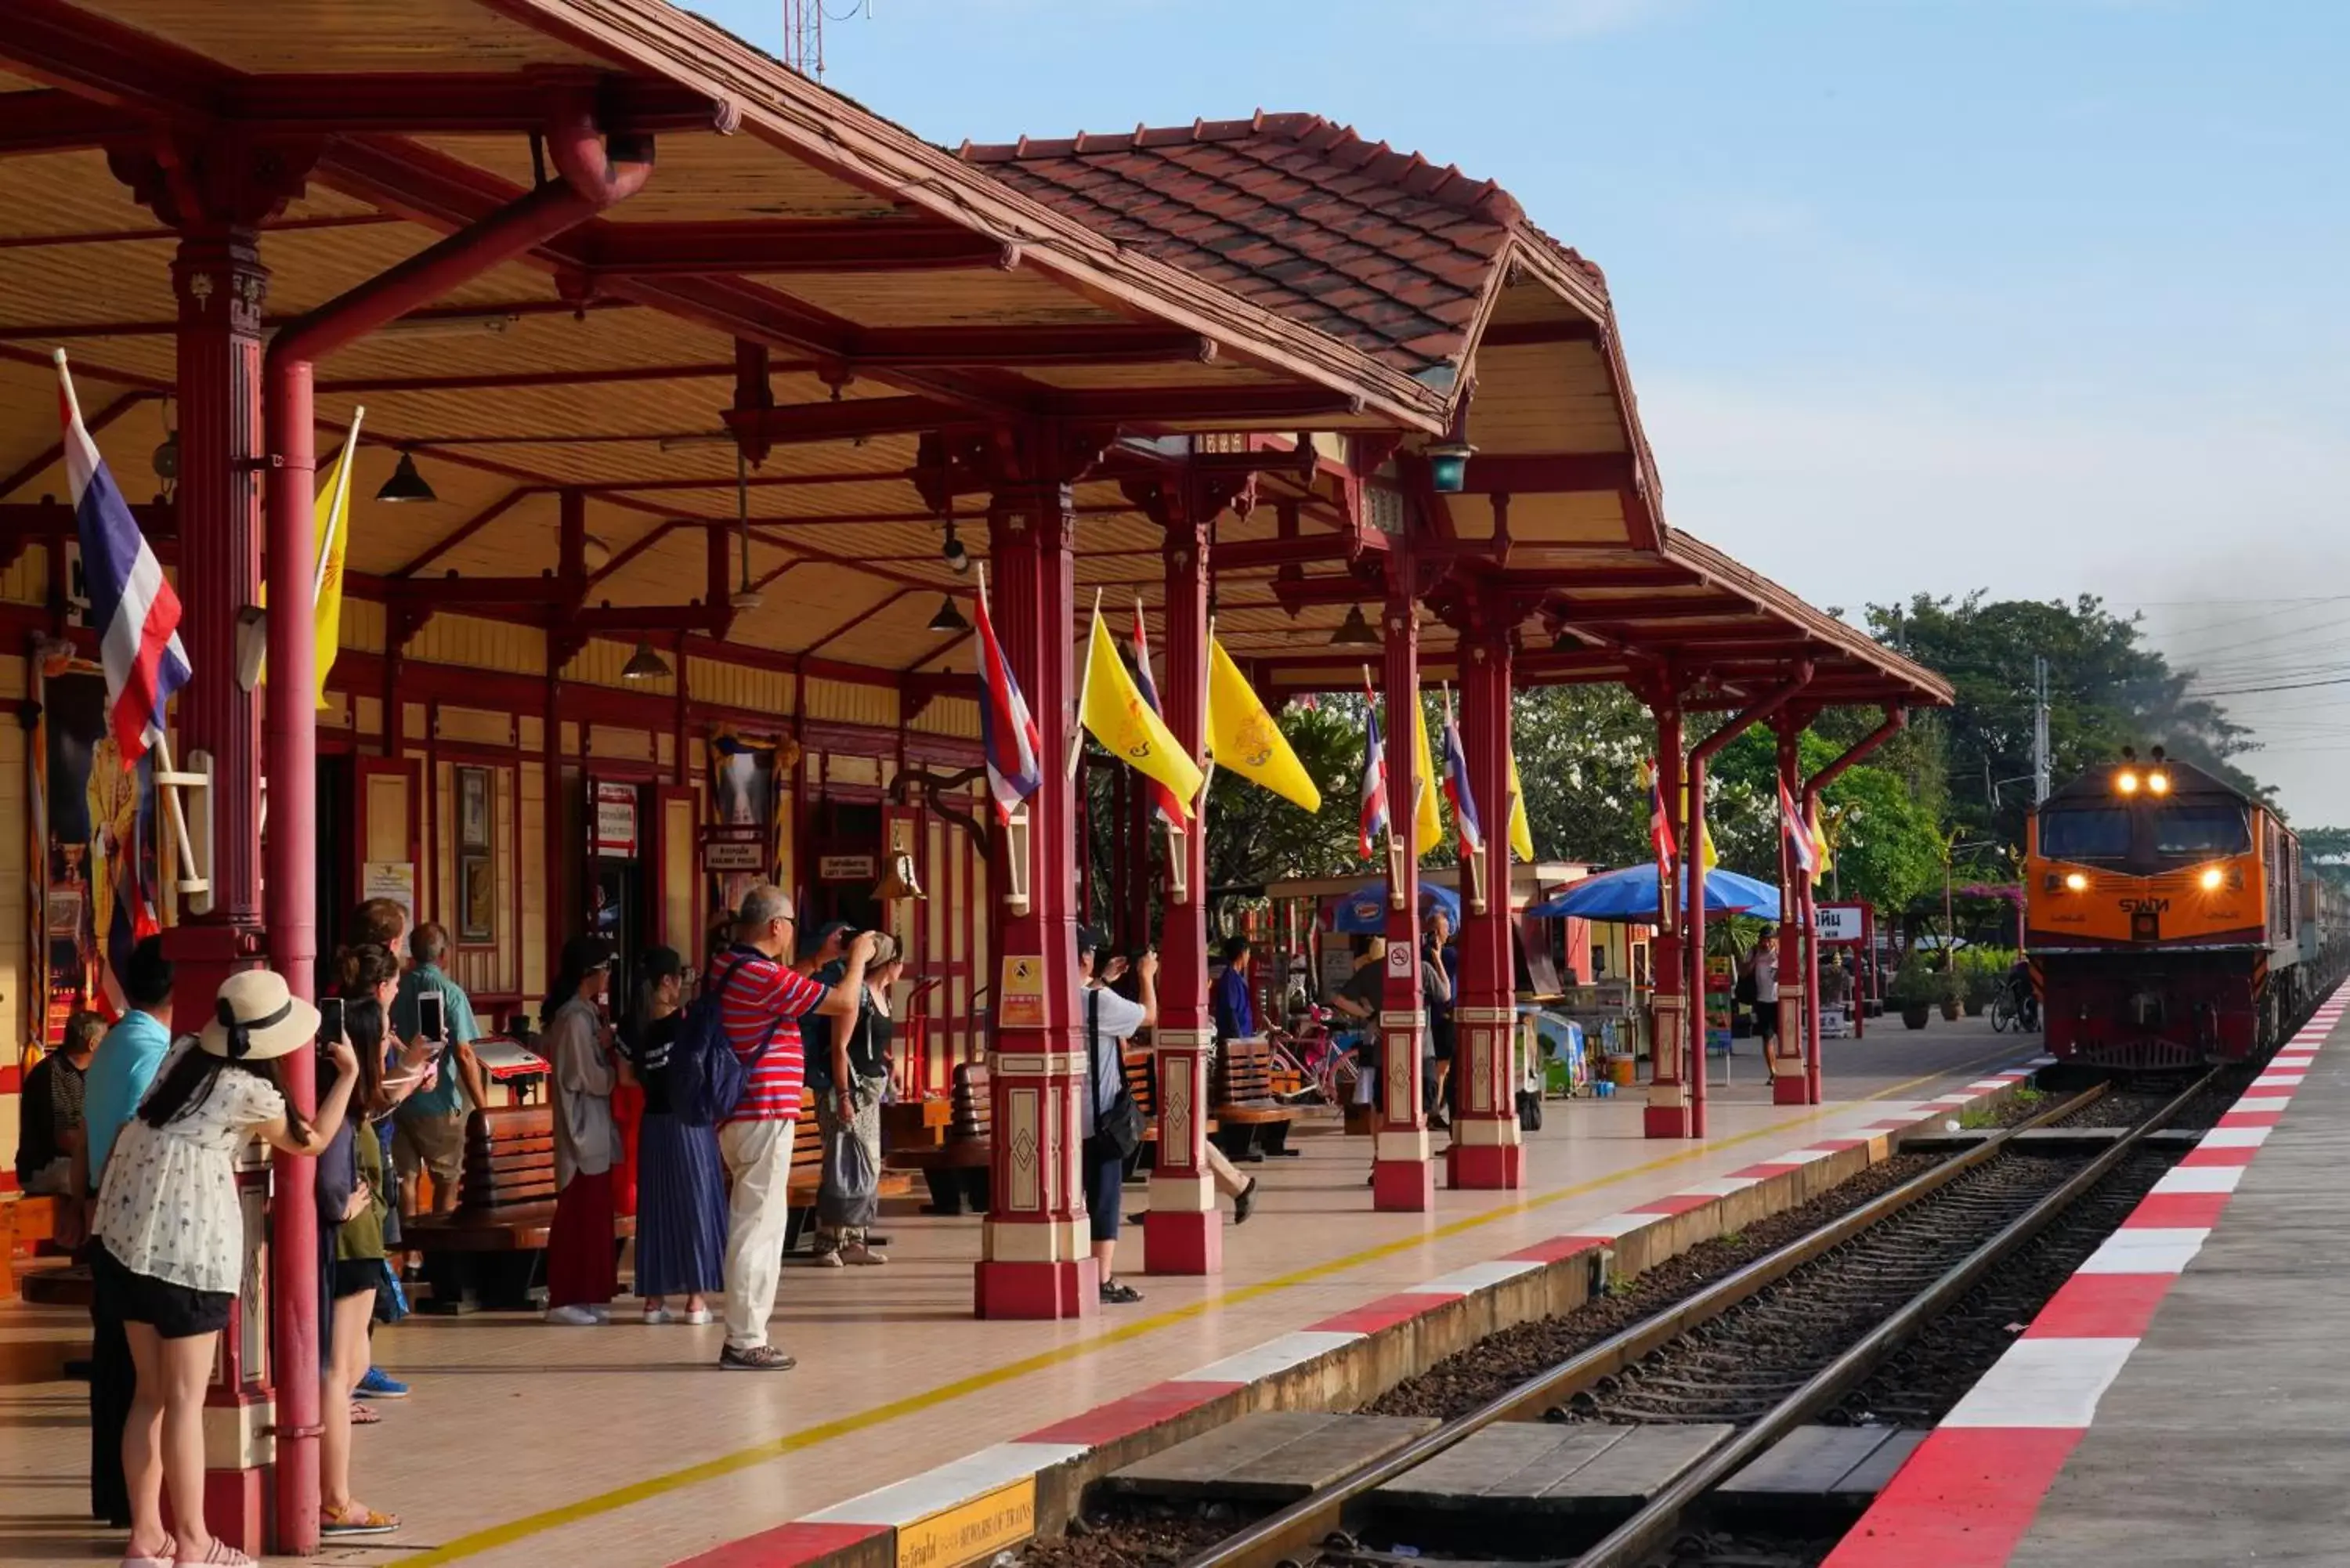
[1889,958,1936,1030]
[1939,964,1964,1021]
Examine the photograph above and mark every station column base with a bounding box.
[204,1393,269,1551]
[1144,1174,1221,1275]
[1446,1140,1524,1189]
[1645,1078,1691,1139]
[1773,1075,1810,1106]
[974,1258,1099,1320]
[1372,1129,1434,1210]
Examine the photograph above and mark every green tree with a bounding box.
[1867,591,2261,857]
[1508,684,1655,869]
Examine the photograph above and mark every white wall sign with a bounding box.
[1816,904,1865,945]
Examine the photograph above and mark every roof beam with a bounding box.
[722,396,967,448]
[1213,530,1387,569]
[1553,593,1753,621]
[1477,319,1603,349]
[319,362,732,396]
[1451,452,1634,495]
[577,221,1010,276]
[0,89,129,156]
[392,490,539,577]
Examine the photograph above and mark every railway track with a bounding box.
[1153,1071,2214,1568]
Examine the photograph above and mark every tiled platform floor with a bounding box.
[0,1024,2030,1568]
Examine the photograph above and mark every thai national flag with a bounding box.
[1358,681,1390,861]
[1439,691,1483,856]
[1781,776,1820,880]
[971,580,1041,825]
[1129,602,1181,827]
[1644,758,1677,869]
[59,352,188,764]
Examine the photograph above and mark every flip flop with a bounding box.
[174,1541,254,1566]
[349,1401,380,1425]
[320,1503,400,1537]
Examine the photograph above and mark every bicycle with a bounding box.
[1989,977,2038,1033]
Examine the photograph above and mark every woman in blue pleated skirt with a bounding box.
[617,948,728,1324]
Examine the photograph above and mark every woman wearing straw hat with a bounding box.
[91,969,360,1568]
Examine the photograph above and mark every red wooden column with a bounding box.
[166,198,279,1559]
[1644,699,1690,1139]
[1374,551,1434,1211]
[1771,716,1810,1105]
[975,428,1097,1318]
[1144,482,1219,1273]
[1448,604,1522,1188]
[1802,706,1906,1104]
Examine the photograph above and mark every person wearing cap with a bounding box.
[389,922,486,1225]
[1076,927,1156,1305]
[91,968,359,1568]
[708,884,874,1371]
[620,945,725,1324]
[540,935,624,1325]
[808,930,902,1266]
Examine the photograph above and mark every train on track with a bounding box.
[2025,748,2350,1068]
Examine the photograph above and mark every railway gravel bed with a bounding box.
[1558,1152,2087,1426]
[2052,1073,2243,1133]
[1006,1505,1235,1567]
[1365,1154,1941,1421]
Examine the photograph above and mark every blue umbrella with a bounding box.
[1527,863,1781,924]
[1330,880,1463,934]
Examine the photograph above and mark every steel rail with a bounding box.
[1177,1080,2106,1568]
[1567,1066,2214,1568]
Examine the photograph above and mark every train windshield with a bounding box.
[2153,804,2252,856]
[2039,807,2132,860]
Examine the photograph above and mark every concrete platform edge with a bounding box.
[1820,992,2346,1568]
[669,1060,2054,1568]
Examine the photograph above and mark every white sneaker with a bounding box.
[642,1306,674,1325]
[544,1304,602,1326]
[588,1304,611,1324]
[681,1306,713,1325]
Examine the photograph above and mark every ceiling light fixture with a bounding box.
[926,595,971,634]
[375,449,438,504]
[620,638,672,681]
[377,310,521,340]
[729,446,764,610]
[941,514,971,575]
[1329,604,1380,648]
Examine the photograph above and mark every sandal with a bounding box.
[350,1400,381,1425]
[120,1553,172,1568]
[320,1502,400,1537]
[174,1541,255,1566]
[1099,1279,1144,1305]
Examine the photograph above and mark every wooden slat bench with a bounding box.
[1211,1037,1300,1162]
[407,1104,634,1313]
[1120,1046,1223,1172]
[779,1089,917,1252]
[886,1063,991,1216]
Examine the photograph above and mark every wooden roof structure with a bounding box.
[0,2,1950,717]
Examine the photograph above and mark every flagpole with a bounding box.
[1067,587,1103,781]
[311,404,364,606]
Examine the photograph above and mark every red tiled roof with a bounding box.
[957,113,1597,379]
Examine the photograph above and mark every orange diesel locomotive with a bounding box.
[2026,749,2305,1067]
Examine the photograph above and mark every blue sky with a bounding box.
[692,0,2350,823]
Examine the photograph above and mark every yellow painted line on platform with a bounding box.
[400,1048,2026,1566]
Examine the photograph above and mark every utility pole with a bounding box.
[2032,655,2051,805]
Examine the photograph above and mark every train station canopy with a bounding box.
[0,0,1951,718]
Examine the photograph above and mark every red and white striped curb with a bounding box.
[671,1061,2051,1567]
[1822,993,2346,1568]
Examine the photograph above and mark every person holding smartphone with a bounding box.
[540,936,621,1325]
[390,924,486,1230]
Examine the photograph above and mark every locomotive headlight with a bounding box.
[2200,867,2225,891]
[2116,770,2141,794]
[2147,771,2171,794]
[2065,872,2089,891]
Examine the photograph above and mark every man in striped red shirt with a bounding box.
[708,883,873,1371]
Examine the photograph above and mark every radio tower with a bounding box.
[783,0,823,78]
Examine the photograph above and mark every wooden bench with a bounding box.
[1211,1037,1300,1162]
[1119,1046,1224,1173]
[887,1063,991,1216]
[1,1194,63,1302]
[407,1104,634,1313]
[778,1093,918,1252]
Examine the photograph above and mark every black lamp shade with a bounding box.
[376,450,438,504]
[620,639,672,681]
[927,595,971,634]
[1329,604,1380,647]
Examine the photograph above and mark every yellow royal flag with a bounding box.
[1410,691,1443,856]
[1808,800,1833,881]
[1684,778,1719,871]
[1081,607,1203,818]
[1507,753,1536,862]
[310,409,362,709]
[1206,637,1321,811]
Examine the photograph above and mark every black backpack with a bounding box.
[1083,989,1148,1162]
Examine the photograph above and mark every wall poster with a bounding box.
[29,645,166,1043]
[705,732,795,932]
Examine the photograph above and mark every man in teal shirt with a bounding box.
[390,922,488,1218]
[80,937,175,1187]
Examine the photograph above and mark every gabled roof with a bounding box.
[958,113,1604,381]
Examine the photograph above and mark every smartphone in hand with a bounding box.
[417,991,447,1046]
[317,995,346,1047]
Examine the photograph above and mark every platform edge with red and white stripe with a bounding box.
[1820,989,2346,1568]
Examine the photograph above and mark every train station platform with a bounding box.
[1826,988,2347,1568]
[0,1027,2037,1568]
